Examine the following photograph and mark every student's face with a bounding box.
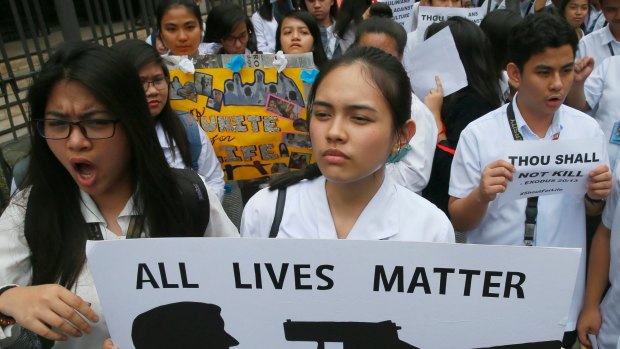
[507,44,575,120]
[222,21,249,54]
[357,33,402,61]
[45,81,132,202]
[564,0,589,28]
[305,0,334,24]
[160,6,202,56]
[139,62,169,117]
[602,0,620,32]
[430,0,462,7]
[280,17,315,54]
[310,64,397,184]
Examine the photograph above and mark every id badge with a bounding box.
[610,121,620,145]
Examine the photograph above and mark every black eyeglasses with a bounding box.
[35,119,121,140]
[142,76,168,91]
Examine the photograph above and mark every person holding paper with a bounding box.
[577,168,620,349]
[0,42,238,349]
[240,47,455,243]
[420,17,502,216]
[447,12,611,348]
[352,17,438,195]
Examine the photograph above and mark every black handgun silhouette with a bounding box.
[283,319,420,349]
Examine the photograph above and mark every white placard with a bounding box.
[379,0,416,31]
[408,27,468,98]
[416,6,485,41]
[87,238,581,349]
[499,138,604,204]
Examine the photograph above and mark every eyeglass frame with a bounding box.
[35,119,122,140]
[222,30,250,45]
[142,76,169,91]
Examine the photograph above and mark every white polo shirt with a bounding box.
[449,99,608,331]
[386,93,438,194]
[576,25,620,67]
[585,56,620,171]
[599,166,620,349]
[241,175,455,242]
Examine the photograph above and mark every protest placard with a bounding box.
[416,6,485,41]
[87,238,580,349]
[499,138,605,204]
[379,0,416,30]
[166,53,315,181]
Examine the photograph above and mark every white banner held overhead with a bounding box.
[416,6,485,41]
[88,238,580,349]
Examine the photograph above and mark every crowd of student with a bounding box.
[0,0,619,347]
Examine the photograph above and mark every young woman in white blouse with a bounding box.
[241,47,455,242]
[0,41,237,348]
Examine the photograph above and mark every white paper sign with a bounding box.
[416,6,485,41]
[380,0,416,31]
[408,27,468,98]
[499,138,604,203]
[87,238,581,349]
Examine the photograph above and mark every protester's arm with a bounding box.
[577,223,611,347]
[566,56,595,111]
[585,164,612,216]
[449,160,515,232]
[424,76,445,142]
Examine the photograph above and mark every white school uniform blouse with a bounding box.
[449,99,609,331]
[386,93,438,194]
[0,187,238,348]
[600,167,620,349]
[585,56,620,172]
[240,175,455,242]
[251,11,278,54]
[155,121,225,201]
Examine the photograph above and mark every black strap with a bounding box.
[269,188,287,238]
[87,168,210,240]
[507,102,538,246]
[609,42,616,57]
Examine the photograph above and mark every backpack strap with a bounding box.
[269,188,287,238]
[176,111,202,171]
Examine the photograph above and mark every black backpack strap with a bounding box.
[269,188,287,238]
[171,168,210,236]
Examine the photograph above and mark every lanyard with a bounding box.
[87,216,144,240]
[609,43,616,57]
[506,102,559,246]
[587,12,602,33]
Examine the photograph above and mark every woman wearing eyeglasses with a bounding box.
[112,39,225,200]
[204,4,258,54]
[0,41,237,348]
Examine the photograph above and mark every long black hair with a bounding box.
[112,39,191,168]
[334,0,372,38]
[480,9,522,73]
[269,46,412,190]
[275,10,328,69]
[25,41,196,288]
[204,4,258,53]
[425,17,502,110]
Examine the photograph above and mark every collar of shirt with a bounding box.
[602,26,620,46]
[511,92,564,140]
[79,190,139,226]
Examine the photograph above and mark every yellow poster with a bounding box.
[168,54,314,181]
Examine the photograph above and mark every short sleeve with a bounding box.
[584,58,609,110]
[449,126,482,199]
